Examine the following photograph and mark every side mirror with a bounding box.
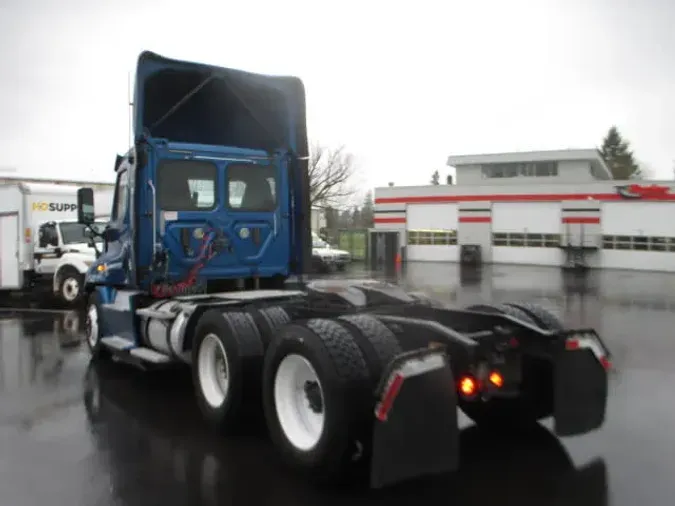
[77,188,95,225]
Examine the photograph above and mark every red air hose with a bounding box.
[150,229,217,298]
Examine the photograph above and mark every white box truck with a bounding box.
[0,181,113,305]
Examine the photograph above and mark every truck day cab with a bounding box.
[0,181,112,305]
[78,51,610,488]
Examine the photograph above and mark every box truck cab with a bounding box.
[47,219,109,304]
[0,181,112,305]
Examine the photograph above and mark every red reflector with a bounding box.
[565,339,580,350]
[509,337,519,347]
[600,356,611,370]
[375,373,404,422]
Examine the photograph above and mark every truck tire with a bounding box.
[58,267,84,307]
[337,314,403,383]
[465,303,538,326]
[247,306,291,348]
[192,310,265,432]
[85,292,110,360]
[504,302,564,331]
[262,318,371,483]
[459,302,554,429]
[409,291,446,308]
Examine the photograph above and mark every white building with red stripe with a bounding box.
[374,149,675,271]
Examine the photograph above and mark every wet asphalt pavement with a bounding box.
[1,263,674,506]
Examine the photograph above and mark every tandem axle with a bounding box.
[84,278,610,488]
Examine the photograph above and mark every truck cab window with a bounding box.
[59,222,106,245]
[227,164,277,211]
[158,160,216,211]
[38,222,59,248]
[113,169,129,220]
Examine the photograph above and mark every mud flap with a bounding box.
[554,331,609,437]
[370,348,459,489]
[552,458,608,506]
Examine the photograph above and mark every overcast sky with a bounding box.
[1,0,674,191]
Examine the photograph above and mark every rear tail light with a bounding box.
[458,375,478,398]
[488,371,504,388]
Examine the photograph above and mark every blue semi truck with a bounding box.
[78,51,611,488]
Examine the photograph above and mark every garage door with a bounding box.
[406,203,458,230]
[492,202,562,266]
[406,203,458,262]
[601,202,675,271]
[602,202,675,236]
[492,202,560,233]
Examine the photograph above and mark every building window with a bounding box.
[481,162,559,179]
[602,235,675,252]
[492,232,560,248]
[408,229,457,246]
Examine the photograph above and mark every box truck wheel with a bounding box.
[262,319,371,483]
[58,267,84,306]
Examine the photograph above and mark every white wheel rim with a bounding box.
[86,304,99,348]
[274,354,325,452]
[197,333,230,408]
[63,277,80,301]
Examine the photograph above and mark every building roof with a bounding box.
[0,176,114,188]
[446,149,613,180]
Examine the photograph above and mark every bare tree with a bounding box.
[308,143,358,208]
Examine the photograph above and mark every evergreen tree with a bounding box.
[430,170,440,185]
[600,126,640,179]
[351,206,362,227]
[360,190,375,228]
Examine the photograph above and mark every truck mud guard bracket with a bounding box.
[370,347,459,489]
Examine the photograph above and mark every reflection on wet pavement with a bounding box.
[0,264,674,505]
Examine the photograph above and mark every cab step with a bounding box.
[129,347,172,364]
[101,336,135,350]
[136,308,178,320]
[100,336,171,364]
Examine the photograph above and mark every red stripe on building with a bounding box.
[562,217,601,224]
[375,192,675,204]
[374,217,406,224]
[458,216,492,223]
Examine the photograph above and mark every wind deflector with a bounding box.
[133,51,307,157]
